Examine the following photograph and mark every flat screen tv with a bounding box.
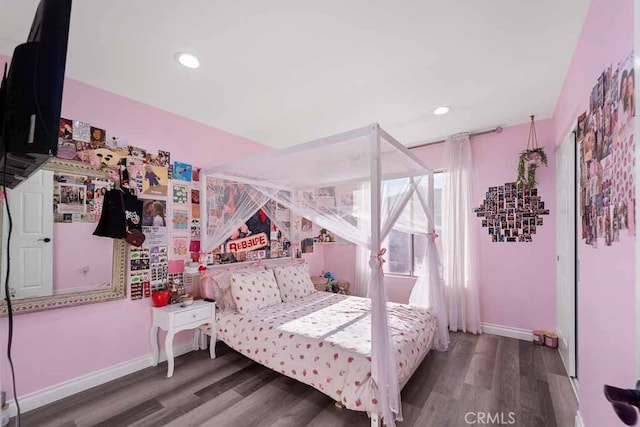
[0,0,72,188]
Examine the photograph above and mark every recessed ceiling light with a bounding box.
[175,52,200,69]
[433,106,450,115]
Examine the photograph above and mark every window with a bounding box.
[383,173,443,276]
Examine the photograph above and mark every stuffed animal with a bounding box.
[323,271,337,292]
[323,271,335,282]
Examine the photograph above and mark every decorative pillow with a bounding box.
[230,269,282,314]
[200,263,264,312]
[272,263,316,302]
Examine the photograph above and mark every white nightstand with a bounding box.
[150,300,216,378]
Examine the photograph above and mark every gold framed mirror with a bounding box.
[0,158,127,315]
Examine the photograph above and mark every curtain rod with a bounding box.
[407,126,504,150]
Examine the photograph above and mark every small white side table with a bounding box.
[150,300,216,378]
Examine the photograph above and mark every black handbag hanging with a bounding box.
[93,188,143,244]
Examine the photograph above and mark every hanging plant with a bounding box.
[516,116,548,188]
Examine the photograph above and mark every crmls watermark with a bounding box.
[464,412,517,425]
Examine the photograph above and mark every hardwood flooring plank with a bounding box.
[519,374,556,427]
[490,337,521,423]
[305,401,370,427]
[265,385,332,427]
[547,372,578,427]
[402,347,449,408]
[542,347,569,377]
[155,353,251,406]
[395,401,422,427]
[161,390,245,427]
[194,363,266,400]
[128,394,207,427]
[412,390,457,427]
[246,379,325,427]
[432,333,477,399]
[200,376,318,427]
[92,398,163,427]
[531,345,551,382]
[451,383,496,427]
[464,334,499,390]
[233,365,281,397]
[536,378,557,427]
[519,339,534,377]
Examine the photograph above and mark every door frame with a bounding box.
[635,0,640,383]
[556,127,578,380]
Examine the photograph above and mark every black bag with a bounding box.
[93,189,144,245]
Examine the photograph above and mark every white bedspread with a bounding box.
[215,292,436,414]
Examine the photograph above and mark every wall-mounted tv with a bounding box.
[0,0,72,188]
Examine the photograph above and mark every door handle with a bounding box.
[38,237,51,243]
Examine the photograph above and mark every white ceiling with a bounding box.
[0,1,589,148]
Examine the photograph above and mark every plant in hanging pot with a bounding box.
[517,147,548,188]
[516,116,548,188]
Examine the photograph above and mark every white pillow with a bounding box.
[230,269,282,314]
[273,263,316,302]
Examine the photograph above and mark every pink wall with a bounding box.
[551,1,637,426]
[0,53,271,398]
[53,223,113,291]
[322,120,557,332]
[413,120,557,332]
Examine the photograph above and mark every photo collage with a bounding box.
[204,178,291,265]
[578,51,636,248]
[53,173,113,223]
[56,117,204,300]
[474,182,550,243]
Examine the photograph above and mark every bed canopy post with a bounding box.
[369,123,383,425]
[200,177,208,263]
[427,174,435,232]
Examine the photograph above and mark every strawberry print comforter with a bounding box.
[216,292,436,414]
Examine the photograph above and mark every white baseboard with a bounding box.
[6,341,196,417]
[481,322,533,341]
[575,410,585,427]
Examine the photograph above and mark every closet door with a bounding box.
[556,131,577,377]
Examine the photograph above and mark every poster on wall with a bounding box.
[173,162,192,182]
[142,165,168,197]
[172,183,189,205]
[578,50,635,248]
[172,210,189,232]
[129,247,151,300]
[142,199,167,227]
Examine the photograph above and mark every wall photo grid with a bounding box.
[56,117,202,300]
[578,51,636,248]
[474,183,549,242]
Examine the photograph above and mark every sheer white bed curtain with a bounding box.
[442,134,481,334]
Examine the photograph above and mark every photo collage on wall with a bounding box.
[474,182,549,243]
[578,51,636,248]
[56,117,203,300]
[204,178,291,265]
[53,173,113,223]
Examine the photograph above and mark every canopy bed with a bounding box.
[200,123,449,427]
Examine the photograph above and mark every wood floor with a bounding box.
[16,333,577,427]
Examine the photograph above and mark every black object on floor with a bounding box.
[605,384,640,425]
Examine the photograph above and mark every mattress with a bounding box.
[215,291,436,414]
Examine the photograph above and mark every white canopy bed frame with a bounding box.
[200,123,449,427]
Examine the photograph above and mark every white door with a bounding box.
[4,170,54,299]
[556,131,577,377]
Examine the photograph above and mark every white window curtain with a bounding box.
[442,134,481,334]
[354,183,371,297]
[406,178,450,351]
[353,178,416,298]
